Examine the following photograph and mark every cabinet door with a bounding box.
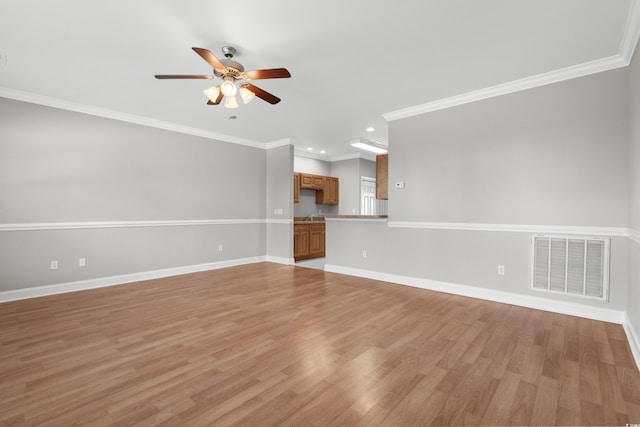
[327,177,339,204]
[376,154,388,200]
[311,175,325,189]
[300,173,314,189]
[309,223,325,257]
[315,176,339,205]
[293,173,300,203]
[294,224,310,259]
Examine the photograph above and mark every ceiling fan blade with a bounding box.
[244,68,291,80]
[206,91,224,105]
[192,47,227,72]
[155,74,213,79]
[241,83,281,104]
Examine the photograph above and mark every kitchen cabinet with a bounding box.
[294,222,325,261]
[293,172,300,203]
[316,176,339,205]
[300,173,325,190]
[294,224,310,260]
[294,172,339,205]
[376,154,388,200]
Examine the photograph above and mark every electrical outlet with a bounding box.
[0,53,6,66]
[79,257,86,267]
[50,260,58,270]
[218,244,223,252]
[498,265,505,275]
[362,250,367,258]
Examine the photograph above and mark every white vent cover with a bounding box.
[530,234,610,300]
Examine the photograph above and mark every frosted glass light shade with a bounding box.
[203,86,220,102]
[220,77,237,96]
[239,86,255,104]
[224,95,238,109]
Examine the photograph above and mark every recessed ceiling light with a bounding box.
[366,127,375,132]
[307,147,313,151]
[320,150,326,154]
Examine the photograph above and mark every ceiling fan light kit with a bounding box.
[155,46,291,109]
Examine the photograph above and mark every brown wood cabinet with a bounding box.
[316,176,339,205]
[293,173,300,203]
[376,153,388,200]
[309,223,326,257]
[294,224,310,260]
[294,172,339,205]
[294,222,325,261]
[300,173,325,190]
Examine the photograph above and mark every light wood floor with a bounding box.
[1,263,639,426]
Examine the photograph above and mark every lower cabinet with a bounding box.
[294,222,325,261]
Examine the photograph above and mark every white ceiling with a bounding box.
[0,0,638,160]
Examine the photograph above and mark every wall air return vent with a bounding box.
[530,234,610,301]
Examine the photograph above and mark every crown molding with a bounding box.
[384,2,640,122]
[383,55,628,121]
[0,87,266,149]
[293,149,332,161]
[265,138,293,149]
[621,0,640,61]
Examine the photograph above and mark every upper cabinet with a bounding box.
[294,172,300,203]
[300,173,325,190]
[376,154,388,200]
[316,176,339,205]
[294,173,339,205]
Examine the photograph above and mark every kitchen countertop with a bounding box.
[294,216,326,224]
[293,215,388,224]
[323,215,388,219]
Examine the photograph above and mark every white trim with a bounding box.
[623,314,640,371]
[0,87,266,149]
[383,55,628,121]
[620,0,640,61]
[265,138,292,150]
[324,264,625,324]
[265,255,294,265]
[0,219,276,232]
[0,257,266,303]
[629,228,640,244]
[386,221,628,237]
[265,219,293,225]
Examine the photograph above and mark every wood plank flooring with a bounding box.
[1,262,639,426]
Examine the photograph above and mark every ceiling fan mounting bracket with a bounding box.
[222,46,237,59]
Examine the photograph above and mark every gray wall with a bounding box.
[266,145,294,260]
[331,159,360,215]
[327,66,632,313]
[389,68,629,225]
[0,98,268,291]
[628,51,640,335]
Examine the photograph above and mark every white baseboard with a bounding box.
[324,264,626,325]
[0,256,267,303]
[265,255,294,265]
[623,315,640,371]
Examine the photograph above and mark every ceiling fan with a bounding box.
[155,46,291,108]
